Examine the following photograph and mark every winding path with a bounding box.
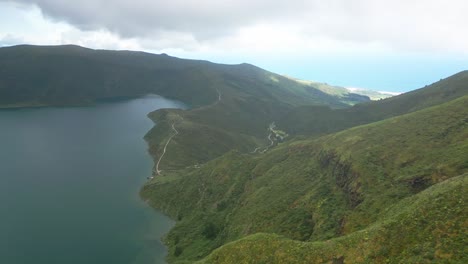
[154,89,222,175]
[251,147,261,153]
[155,122,179,175]
[252,123,280,154]
[213,88,222,106]
[260,133,275,153]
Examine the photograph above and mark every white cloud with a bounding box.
[58,29,141,50]
[0,2,142,50]
[0,0,467,55]
[0,34,24,46]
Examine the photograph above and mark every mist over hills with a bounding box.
[1,45,466,263]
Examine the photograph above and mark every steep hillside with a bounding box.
[142,95,468,262]
[202,173,467,263]
[277,71,468,136]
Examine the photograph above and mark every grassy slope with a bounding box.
[141,95,468,263]
[277,70,468,136]
[202,173,467,264]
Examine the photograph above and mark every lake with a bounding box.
[0,95,183,264]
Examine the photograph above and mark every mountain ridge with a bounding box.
[0,44,366,108]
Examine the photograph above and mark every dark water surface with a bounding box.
[0,96,183,264]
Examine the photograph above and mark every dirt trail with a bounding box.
[155,89,222,175]
[155,122,179,175]
[253,123,279,154]
[260,133,274,153]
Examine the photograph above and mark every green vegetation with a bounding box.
[202,174,467,263]
[1,44,467,263]
[142,95,468,262]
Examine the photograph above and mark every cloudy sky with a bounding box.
[1,0,467,92]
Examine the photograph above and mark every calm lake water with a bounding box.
[0,95,183,264]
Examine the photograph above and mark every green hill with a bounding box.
[0,44,365,108]
[142,94,468,263]
[202,173,467,263]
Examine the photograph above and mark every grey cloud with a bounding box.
[8,0,310,40]
[3,0,468,53]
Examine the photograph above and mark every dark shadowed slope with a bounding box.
[0,44,365,108]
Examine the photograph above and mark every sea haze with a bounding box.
[0,95,183,264]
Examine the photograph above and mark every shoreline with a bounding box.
[1,95,184,263]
